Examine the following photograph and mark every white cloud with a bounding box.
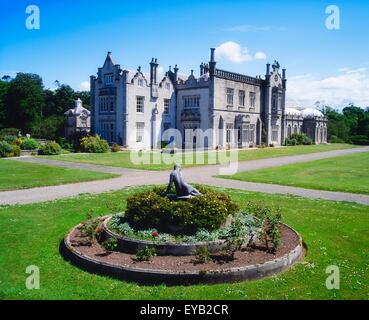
[224,25,287,33]
[254,51,267,60]
[225,25,272,32]
[215,41,266,63]
[287,68,369,108]
[79,81,90,91]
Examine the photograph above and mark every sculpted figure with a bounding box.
[165,164,201,199]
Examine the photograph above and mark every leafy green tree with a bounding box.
[343,104,365,136]
[31,115,65,140]
[0,80,10,128]
[322,106,350,142]
[1,75,12,82]
[52,84,76,115]
[75,91,90,109]
[4,73,44,132]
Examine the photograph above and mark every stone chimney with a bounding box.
[150,58,159,85]
[200,63,204,76]
[209,48,216,76]
[173,64,179,83]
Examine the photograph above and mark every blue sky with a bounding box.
[1,0,369,107]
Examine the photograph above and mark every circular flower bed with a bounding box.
[61,187,304,285]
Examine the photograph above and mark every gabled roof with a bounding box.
[103,51,115,68]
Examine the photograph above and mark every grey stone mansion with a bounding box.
[90,49,327,149]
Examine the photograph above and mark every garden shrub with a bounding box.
[2,135,17,145]
[38,141,62,155]
[80,135,109,153]
[79,214,101,242]
[245,202,282,253]
[194,247,211,264]
[11,145,21,157]
[134,246,156,262]
[285,133,312,146]
[111,143,121,152]
[0,128,19,139]
[57,137,75,152]
[349,135,369,145]
[20,138,39,150]
[124,186,239,235]
[329,135,345,143]
[0,141,14,157]
[101,237,118,253]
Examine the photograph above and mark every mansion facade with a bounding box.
[90,49,327,149]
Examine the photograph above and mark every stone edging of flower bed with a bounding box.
[60,222,304,286]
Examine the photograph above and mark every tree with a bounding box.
[4,73,44,132]
[52,84,76,115]
[74,90,90,109]
[342,104,365,136]
[31,115,65,140]
[0,80,10,128]
[1,75,12,82]
[322,106,350,142]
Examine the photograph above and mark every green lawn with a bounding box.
[43,143,355,171]
[0,186,368,300]
[0,159,118,191]
[221,152,369,195]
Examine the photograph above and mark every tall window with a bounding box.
[99,96,115,112]
[272,92,278,111]
[226,88,234,106]
[136,122,144,142]
[138,79,144,87]
[136,96,144,113]
[165,83,170,90]
[164,99,170,114]
[271,125,279,142]
[241,124,255,143]
[238,90,245,107]
[109,96,114,112]
[287,125,292,137]
[226,124,233,143]
[249,92,256,108]
[101,122,114,142]
[183,96,200,108]
[105,74,113,85]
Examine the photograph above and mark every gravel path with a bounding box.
[1,146,369,206]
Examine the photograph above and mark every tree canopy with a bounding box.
[0,73,90,140]
[321,104,369,144]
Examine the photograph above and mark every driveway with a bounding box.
[1,146,369,206]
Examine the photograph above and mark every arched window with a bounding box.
[287,125,292,137]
